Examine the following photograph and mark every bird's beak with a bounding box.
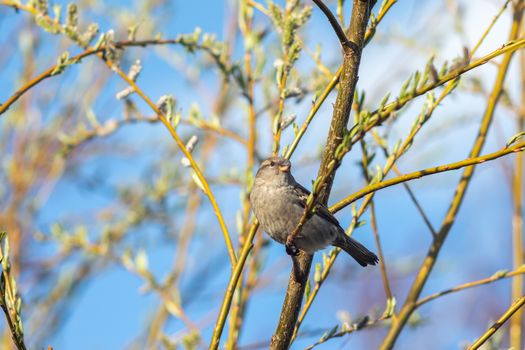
[279,164,290,173]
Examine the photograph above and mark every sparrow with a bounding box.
[250,156,378,267]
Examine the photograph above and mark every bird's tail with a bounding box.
[334,235,378,267]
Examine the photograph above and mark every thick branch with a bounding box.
[285,0,397,159]
[270,1,372,349]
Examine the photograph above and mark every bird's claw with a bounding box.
[285,237,299,256]
[286,244,299,256]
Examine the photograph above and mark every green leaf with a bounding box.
[355,219,367,228]
[314,263,322,283]
[379,92,390,111]
[411,70,420,93]
[322,252,328,267]
[304,279,311,299]
[399,75,411,98]
[506,131,525,148]
[66,3,78,28]
[86,108,100,128]
[268,2,284,28]
[53,4,61,22]
[50,51,71,76]
[392,139,402,155]
[327,325,338,337]
[382,297,397,318]
[439,60,448,78]
[355,315,369,330]
[128,22,141,41]
[491,269,508,279]
[426,91,435,107]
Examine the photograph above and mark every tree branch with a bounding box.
[416,267,525,308]
[285,36,525,161]
[209,224,256,349]
[285,0,396,159]
[0,232,27,350]
[330,142,525,213]
[311,0,353,50]
[270,1,372,349]
[304,266,525,349]
[0,37,237,116]
[468,296,525,350]
[509,38,525,350]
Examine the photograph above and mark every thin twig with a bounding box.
[306,267,525,349]
[359,140,393,300]
[467,296,525,350]
[331,142,525,213]
[352,38,525,149]
[311,0,352,49]
[0,37,236,115]
[106,60,238,267]
[416,267,525,307]
[371,131,437,237]
[286,37,525,162]
[209,224,257,350]
[469,0,513,58]
[226,7,258,347]
[305,315,389,349]
[370,202,393,300]
[0,48,99,115]
[0,233,27,350]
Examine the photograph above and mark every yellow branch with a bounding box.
[331,142,525,213]
[468,296,525,350]
[416,267,525,307]
[105,60,237,267]
[209,222,258,350]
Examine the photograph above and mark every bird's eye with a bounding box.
[269,161,275,167]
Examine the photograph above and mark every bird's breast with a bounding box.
[250,183,300,243]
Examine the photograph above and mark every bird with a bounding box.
[250,156,378,267]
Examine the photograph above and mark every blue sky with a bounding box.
[1,0,524,349]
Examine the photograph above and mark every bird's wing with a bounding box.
[290,181,342,228]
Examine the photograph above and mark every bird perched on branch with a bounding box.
[250,156,378,267]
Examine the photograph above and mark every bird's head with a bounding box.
[255,157,293,185]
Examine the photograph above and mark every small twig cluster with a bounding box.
[0,232,27,350]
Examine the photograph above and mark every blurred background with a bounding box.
[0,0,524,349]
